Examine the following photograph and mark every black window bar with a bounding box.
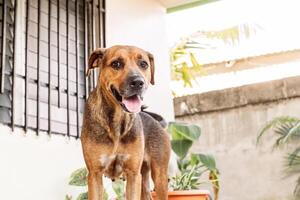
[0,0,17,128]
[0,0,106,139]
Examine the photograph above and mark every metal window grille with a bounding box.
[0,0,16,126]
[0,0,106,138]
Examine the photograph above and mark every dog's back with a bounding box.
[139,111,170,164]
[140,109,167,128]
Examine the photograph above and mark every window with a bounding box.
[0,0,17,125]
[0,0,106,138]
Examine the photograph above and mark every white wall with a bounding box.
[0,0,173,200]
[0,125,86,200]
[106,0,174,121]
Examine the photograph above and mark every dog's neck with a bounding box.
[93,86,136,139]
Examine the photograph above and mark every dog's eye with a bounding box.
[111,60,123,70]
[139,60,148,69]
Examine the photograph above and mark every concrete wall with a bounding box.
[0,0,173,200]
[174,76,300,200]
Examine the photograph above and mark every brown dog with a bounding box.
[81,45,171,200]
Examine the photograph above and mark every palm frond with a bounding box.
[195,23,261,45]
[274,122,295,136]
[294,177,300,196]
[257,116,300,145]
[273,134,286,149]
[282,122,300,143]
[287,148,300,168]
[259,116,300,198]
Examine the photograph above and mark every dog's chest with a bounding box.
[87,114,141,144]
[99,154,130,180]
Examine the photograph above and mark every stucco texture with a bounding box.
[174,77,300,200]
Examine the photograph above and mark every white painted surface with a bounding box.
[106,0,174,121]
[0,0,174,200]
[0,125,86,200]
[171,61,300,96]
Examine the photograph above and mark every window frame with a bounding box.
[0,0,106,138]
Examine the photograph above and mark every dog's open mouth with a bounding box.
[111,86,143,113]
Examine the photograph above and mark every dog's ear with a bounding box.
[147,52,155,85]
[86,48,105,76]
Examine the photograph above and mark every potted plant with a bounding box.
[152,122,219,200]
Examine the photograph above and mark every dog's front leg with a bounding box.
[88,171,104,200]
[126,172,142,200]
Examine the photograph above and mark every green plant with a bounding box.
[169,122,201,159]
[168,122,219,199]
[66,168,124,200]
[257,116,300,198]
[170,40,203,87]
[112,179,125,200]
[66,168,89,200]
[170,161,203,190]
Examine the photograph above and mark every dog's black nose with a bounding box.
[129,77,144,89]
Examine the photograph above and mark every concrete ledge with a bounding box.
[174,76,300,117]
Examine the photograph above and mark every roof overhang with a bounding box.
[159,0,220,13]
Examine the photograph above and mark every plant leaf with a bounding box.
[181,63,193,87]
[294,177,300,197]
[112,180,125,200]
[282,122,300,143]
[69,168,88,186]
[287,148,300,168]
[168,122,201,141]
[258,116,300,198]
[196,153,217,171]
[257,116,299,145]
[171,140,193,159]
[189,53,202,71]
[76,192,88,200]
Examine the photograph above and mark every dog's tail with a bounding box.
[141,105,168,128]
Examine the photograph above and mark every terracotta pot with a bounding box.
[152,190,210,200]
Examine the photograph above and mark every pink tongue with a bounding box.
[122,95,142,113]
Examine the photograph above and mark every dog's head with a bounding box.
[87,45,155,113]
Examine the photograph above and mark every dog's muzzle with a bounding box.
[111,75,146,113]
